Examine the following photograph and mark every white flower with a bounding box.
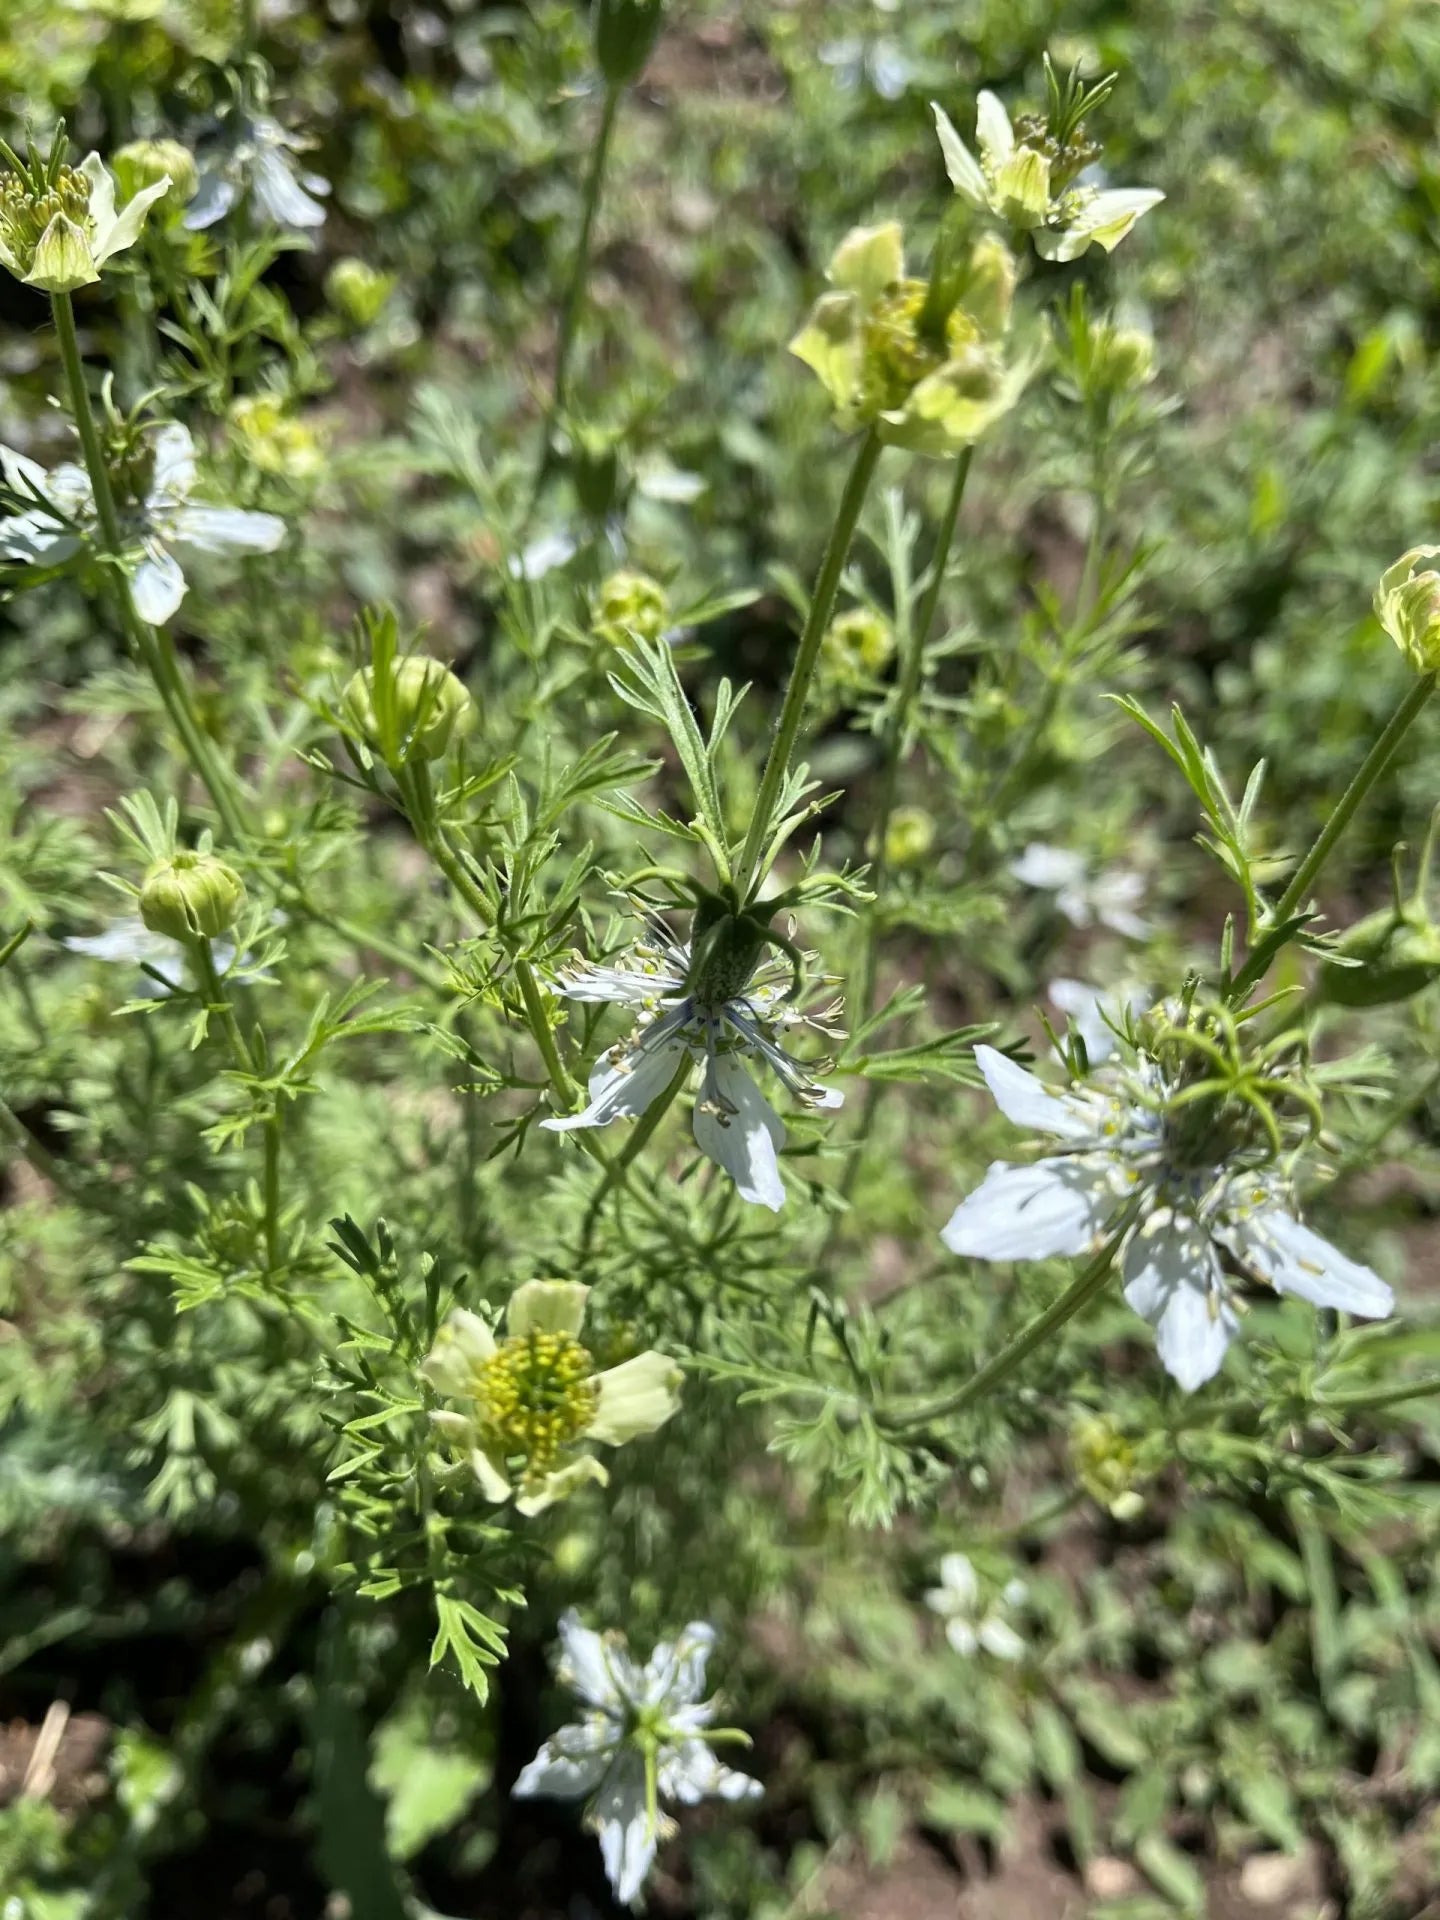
[422,1280,682,1515]
[1047,978,1152,1063]
[185,113,328,232]
[0,423,285,623]
[925,1552,1027,1660]
[1011,843,1150,939]
[940,1045,1394,1391]
[0,151,172,293]
[515,1610,761,1908]
[510,528,577,581]
[541,928,842,1212]
[932,92,1163,260]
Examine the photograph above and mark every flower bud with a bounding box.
[595,0,665,88]
[1072,1414,1145,1521]
[884,806,936,868]
[229,394,324,480]
[824,606,895,682]
[594,569,669,647]
[325,256,395,329]
[342,655,476,762]
[140,850,246,941]
[113,138,197,206]
[1318,907,1440,1007]
[1375,546,1440,675]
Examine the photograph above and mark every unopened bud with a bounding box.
[884,806,936,868]
[595,0,665,88]
[594,569,669,647]
[1375,546,1440,675]
[140,850,246,941]
[342,655,476,762]
[325,256,395,329]
[824,607,895,681]
[113,138,197,205]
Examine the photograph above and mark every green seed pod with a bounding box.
[1317,908,1440,1007]
[342,655,476,762]
[594,0,665,88]
[594,569,669,647]
[113,138,197,205]
[140,850,246,941]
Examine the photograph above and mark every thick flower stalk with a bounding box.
[422,1281,682,1515]
[0,423,284,624]
[542,923,842,1212]
[790,222,1032,458]
[514,1610,760,1907]
[0,145,171,293]
[925,1552,1027,1660]
[932,88,1162,261]
[941,1043,1393,1390]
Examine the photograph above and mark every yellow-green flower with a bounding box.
[0,150,172,294]
[884,806,936,868]
[229,394,325,480]
[789,223,1033,457]
[932,92,1162,261]
[422,1281,683,1515]
[1375,545,1440,675]
[824,606,895,681]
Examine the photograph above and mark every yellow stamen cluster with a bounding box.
[0,166,90,261]
[477,1331,599,1478]
[1009,114,1101,191]
[859,280,945,415]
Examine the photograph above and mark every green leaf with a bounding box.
[370,1695,492,1862]
[429,1591,508,1702]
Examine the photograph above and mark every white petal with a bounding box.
[130,546,187,624]
[171,504,286,556]
[658,1739,760,1805]
[1123,1217,1237,1391]
[975,89,1014,168]
[692,1052,785,1211]
[592,1751,658,1906]
[931,103,988,206]
[973,1044,1098,1141]
[978,1617,1026,1661]
[941,1157,1114,1261]
[553,961,686,1006]
[588,1351,683,1445]
[77,153,116,241]
[639,1620,715,1710]
[421,1307,496,1394]
[936,1551,979,1605]
[513,1725,613,1801]
[507,1279,589,1338]
[183,169,238,231]
[90,165,172,263]
[0,444,53,498]
[1220,1200,1393,1318]
[1011,842,1086,891]
[945,1618,979,1657]
[556,1610,624,1711]
[0,515,79,564]
[147,423,197,503]
[542,1021,691,1132]
[252,147,328,228]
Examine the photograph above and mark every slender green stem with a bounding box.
[515,951,575,1104]
[736,430,883,899]
[885,1219,1133,1432]
[192,936,255,1072]
[526,80,622,521]
[193,937,281,1269]
[1327,1372,1440,1416]
[579,1055,690,1252]
[51,293,249,843]
[1228,672,1436,1004]
[854,447,973,1025]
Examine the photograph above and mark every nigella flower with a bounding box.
[422,1281,682,1515]
[515,1610,761,1907]
[541,925,842,1212]
[925,1552,1027,1660]
[932,91,1162,260]
[185,113,328,233]
[941,1045,1394,1390]
[1011,843,1150,939]
[0,423,285,623]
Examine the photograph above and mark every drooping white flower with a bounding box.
[932,92,1162,260]
[0,423,285,623]
[1047,977,1152,1063]
[542,926,842,1212]
[422,1280,682,1516]
[925,1552,1027,1660]
[515,1610,761,1907]
[1011,842,1150,939]
[940,1045,1394,1391]
[185,113,328,232]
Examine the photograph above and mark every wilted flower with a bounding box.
[139,849,246,941]
[1011,842,1150,939]
[0,148,171,293]
[790,222,1033,457]
[940,1045,1393,1390]
[1047,977,1152,1063]
[514,1610,760,1907]
[0,422,285,624]
[1375,545,1440,676]
[185,112,328,232]
[932,91,1162,261]
[542,921,842,1212]
[422,1281,682,1515]
[925,1552,1027,1660]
